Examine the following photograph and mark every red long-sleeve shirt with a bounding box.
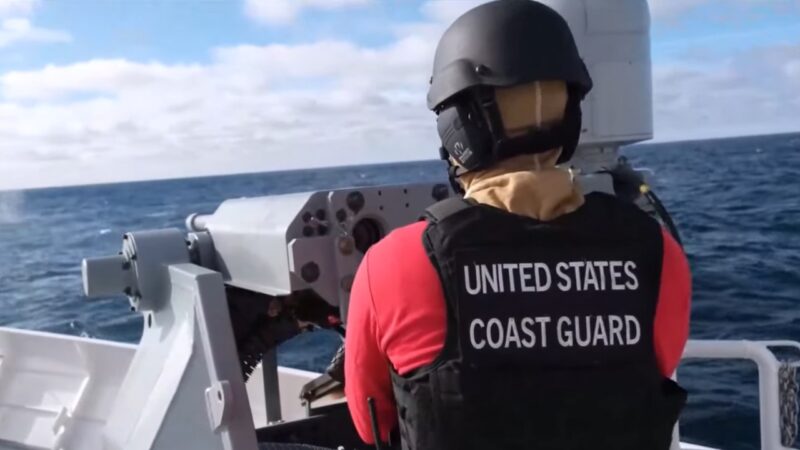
[344,221,692,444]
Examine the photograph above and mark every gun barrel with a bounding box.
[186,213,210,232]
[82,254,132,298]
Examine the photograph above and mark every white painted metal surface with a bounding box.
[246,363,345,428]
[683,340,800,450]
[12,324,790,450]
[0,327,343,450]
[540,0,653,147]
[0,328,135,450]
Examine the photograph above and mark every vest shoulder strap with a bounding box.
[423,197,473,224]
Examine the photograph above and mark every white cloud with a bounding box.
[649,0,708,19]
[2,59,202,100]
[652,43,800,140]
[0,32,439,189]
[649,0,798,21]
[420,0,487,23]
[786,60,800,78]
[0,0,70,50]
[0,0,38,17]
[393,0,488,41]
[0,17,71,48]
[244,0,371,25]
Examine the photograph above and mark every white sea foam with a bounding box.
[0,191,24,224]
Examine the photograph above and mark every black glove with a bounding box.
[300,343,346,403]
[326,344,345,385]
[607,157,646,203]
[284,289,345,334]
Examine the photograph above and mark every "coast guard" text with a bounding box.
[468,315,641,349]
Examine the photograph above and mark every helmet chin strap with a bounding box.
[439,146,467,195]
[448,164,466,196]
[437,84,583,197]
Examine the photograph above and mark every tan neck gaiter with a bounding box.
[459,151,584,222]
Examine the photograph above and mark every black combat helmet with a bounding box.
[429,0,593,173]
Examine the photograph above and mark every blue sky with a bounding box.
[1,0,799,189]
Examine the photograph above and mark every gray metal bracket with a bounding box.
[262,349,283,424]
[98,262,258,450]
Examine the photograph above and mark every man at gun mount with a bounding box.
[343,1,693,449]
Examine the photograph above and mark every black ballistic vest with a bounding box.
[390,193,687,450]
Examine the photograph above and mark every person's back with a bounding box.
[344,1,691,449]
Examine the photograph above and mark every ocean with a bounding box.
[1,132,799,449]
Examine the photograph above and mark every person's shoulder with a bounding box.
[368,221,427,258]
[391,220,429,237]
[361,221,433,291]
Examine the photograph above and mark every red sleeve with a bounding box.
[653,228,692,376]
[344,249,397,444]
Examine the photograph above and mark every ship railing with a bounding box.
[680,339,800,450]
